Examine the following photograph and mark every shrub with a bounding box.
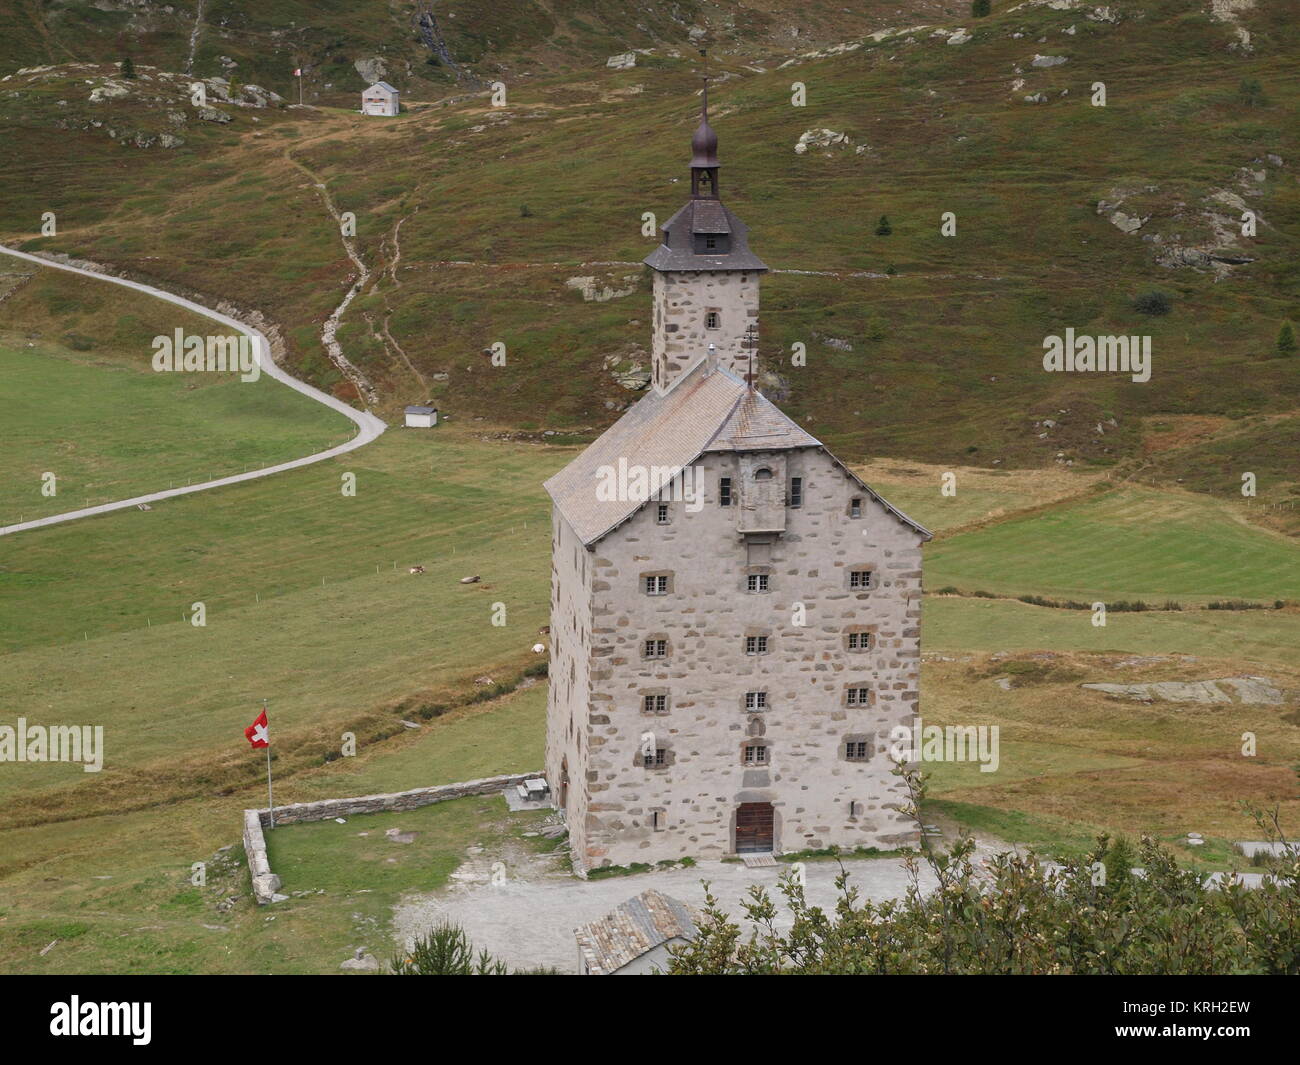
[971,0,991,15]
[666,768,1300,975]
[1132,290,1173,316]
[391,922,507,975]
[1238,78,1267,108]
[120,56,136,79]
[875,215,892,236]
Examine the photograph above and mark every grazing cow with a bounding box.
[408,565,425,575]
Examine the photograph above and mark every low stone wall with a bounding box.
[244,772,541,905]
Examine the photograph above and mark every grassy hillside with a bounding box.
[0,266,353,523]
[1,1,1295,513]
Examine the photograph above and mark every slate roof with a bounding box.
[543,360,932,546]
[575,890,698,975]
[404,405,437,414]
[643,199,768,272]
[368,81,398,94]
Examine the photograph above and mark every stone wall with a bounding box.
[243,772,540,904]
[652,269,760,392]
[545,507,594,868]
[574,447,925,871]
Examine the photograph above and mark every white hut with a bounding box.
[404,404,438,428]
[361,81,400,116]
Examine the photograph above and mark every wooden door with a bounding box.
[735,802,774,853]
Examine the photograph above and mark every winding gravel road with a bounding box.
[0,244,386,538]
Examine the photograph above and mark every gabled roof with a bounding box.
[367,81,398,93]
[404,405,437,414]
[575,890,698,975]
[544,361,932,546]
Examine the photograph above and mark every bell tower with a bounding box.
[644,79,767,395]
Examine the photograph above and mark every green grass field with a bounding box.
[927,486,1300,604]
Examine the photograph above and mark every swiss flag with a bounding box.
[245,709,269,748]
[293,68,302,76]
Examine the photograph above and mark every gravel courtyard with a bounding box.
[392,846,942,974]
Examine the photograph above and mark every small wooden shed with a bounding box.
[362,81,400,116]
[404,404,438,428]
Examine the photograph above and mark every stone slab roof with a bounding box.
[544,361,932,546]
[574,889,698,975]
[643,200,768,272]
[368,81,398,94]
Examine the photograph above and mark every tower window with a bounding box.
[744,691,768,711]
[849,569,874,590]
[643,748,668,768]
[849,497,863,518]
[745,635,769,655]
[644,575,668,596]
[789,477,803,508]
[845,741,870,762]
[719,477,732,507]
[846,686,871,706]
[656,503,670,524]
[705,310,719,329]
[746,573,769,593]
[742,744,769,766]
[644,638,668,659]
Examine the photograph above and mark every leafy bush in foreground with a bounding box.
[668,769,1300,975]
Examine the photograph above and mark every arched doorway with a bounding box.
[734,802,775,853]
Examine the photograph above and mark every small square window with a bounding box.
[642,693,668,714]
[746,573,769,593]
[847,631,873,651]
[644,638,667,658]
[656,503,670,525]
[745,635,769,655]
[719,477,732,507]
[846,687,870,706]
[745,691,768,711]
[644,748,667,768]
[845,741,870,761]
[644,575,668,596]
[705,310,719,328]
[849,569,873,590]
[850,497,863,519]
[743,744,768,766]
[789,477,803,508]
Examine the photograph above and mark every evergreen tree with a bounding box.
[875,215,892,236]
[972,0,992,17]
[1277,321,1296,356]
[120,56,136,79]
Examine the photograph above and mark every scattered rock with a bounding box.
[606,53,637,69]
[354,57,388,84]
[459,575,481,584]
[385,828,416,844]
[1031,54,1069,68]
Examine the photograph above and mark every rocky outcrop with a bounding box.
[1081,676,1285,705]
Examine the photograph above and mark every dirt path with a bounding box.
[0,244,386,538]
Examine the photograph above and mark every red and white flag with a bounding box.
[293,68,302,77]
[244,709,269,748]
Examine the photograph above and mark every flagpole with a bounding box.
[264,698,275,828]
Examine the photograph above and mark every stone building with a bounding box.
[361,81,399,116]
[543,92,931,874]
